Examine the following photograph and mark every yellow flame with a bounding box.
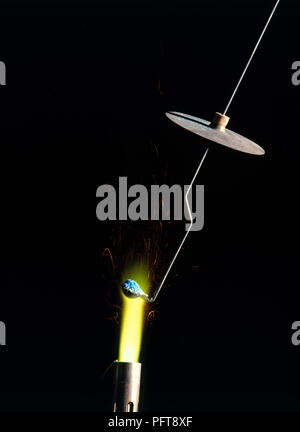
[118,263,150,363]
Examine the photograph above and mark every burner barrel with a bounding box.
[113,361,142,412]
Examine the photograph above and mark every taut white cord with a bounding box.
[148,147,209,302]
[223,0,281,116]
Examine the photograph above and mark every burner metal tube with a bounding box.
[113,361,142,412]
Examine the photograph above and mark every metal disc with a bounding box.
[166,111,265,155]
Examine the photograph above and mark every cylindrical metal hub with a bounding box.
[113,361,142,412]
[210,112,230,132]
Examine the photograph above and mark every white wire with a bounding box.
[148,147,209,302]
[147,0,281,303]
[223,0,281,116]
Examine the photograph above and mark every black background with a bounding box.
[0,0,299,412]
